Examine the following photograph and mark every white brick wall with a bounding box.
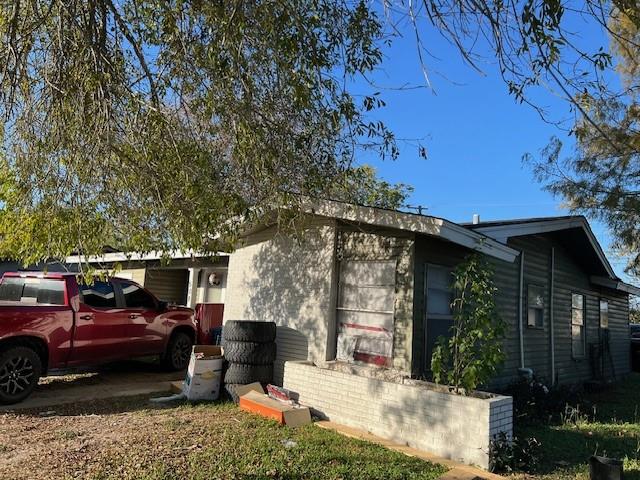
[224,219,338,384]
[283,361,513,470]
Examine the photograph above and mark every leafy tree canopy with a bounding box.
[0,0,633,264]
[328,165,413,209]
[530,8,640,273]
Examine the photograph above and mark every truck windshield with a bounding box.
[0,277,66,305]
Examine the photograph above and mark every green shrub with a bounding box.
[431,254,506,394]
[504,376,588,426]
[489,432,542,473]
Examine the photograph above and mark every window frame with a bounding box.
[114,279,158,310]
[599,299,609,330]
[526,284,545,329]
[0,276,67,306]
[425,263,454,321]
[78,279,118,310]
[571,292,587,359]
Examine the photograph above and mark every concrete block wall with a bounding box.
[283,361,513,470]
[224,218,338,384]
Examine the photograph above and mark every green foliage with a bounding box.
[329,165,413,209]
[489,431,542,473]
[528,9,640,274]
[515,374,640,480]
[0,0,396,264]
[431,254,506,394]
[0,0,634,265]
[504,376,586,426]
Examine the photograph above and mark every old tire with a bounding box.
[222,341,276,365]
[223,321,276,343]
[0,346,42,405]
[162,332,193,371]
[223,383,244,404]
[224,363,274,385]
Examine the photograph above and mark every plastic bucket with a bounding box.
[589,456,624,480]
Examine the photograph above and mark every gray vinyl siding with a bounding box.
[486,255,521,389]
[511,236,554,383]
[412,234,472,377]
[413,232,631,389]
[504,234,631,386]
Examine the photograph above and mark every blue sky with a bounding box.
[353,15,631,279]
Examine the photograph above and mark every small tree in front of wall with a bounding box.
[431,254,506,394]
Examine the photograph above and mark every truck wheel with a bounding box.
[162,332,193,371]
[0,346,42,405]
[223,321,277,343]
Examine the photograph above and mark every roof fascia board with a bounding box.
[474,218,616,279]
[305,200,519,262]
[590,276,640,296]
[66,250,228,264]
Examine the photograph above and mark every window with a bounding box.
[336,259,396,367]
[599,300,609,329]
[571,293,586,358]
[79,280,116,308]
[0,277,65,305]
[527,285,544,328]
[427,265,453,318]
[120,281,156,309]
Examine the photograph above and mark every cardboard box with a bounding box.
[239,389,311,427]
[183,345,223,401]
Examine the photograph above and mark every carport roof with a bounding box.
[65,250,229,264]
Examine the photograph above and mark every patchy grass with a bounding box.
[0,395,447,480]
[512,373,640,480]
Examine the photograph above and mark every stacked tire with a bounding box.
[222,320,277,403]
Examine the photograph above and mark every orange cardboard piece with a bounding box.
[239,390,311,427]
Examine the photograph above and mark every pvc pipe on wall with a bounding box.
[518,252,525,369]
[550,247,556,384]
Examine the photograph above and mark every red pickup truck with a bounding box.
[0,272,197,404]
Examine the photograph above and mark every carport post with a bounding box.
[186,268,201,308]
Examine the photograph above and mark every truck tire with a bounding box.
[224,363,274,385]
[222,341,276,365]
[0,346,42,405]
[162,331,193,371]
[223,321,276,343]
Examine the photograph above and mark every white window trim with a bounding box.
[571,292,587,359]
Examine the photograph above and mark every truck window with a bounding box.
[79,281,117,308]
[120,281,156,309]
[0,277,65,305]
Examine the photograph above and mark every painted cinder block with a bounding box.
[283,361,513,470]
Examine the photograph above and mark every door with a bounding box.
[424,264,454,374]
[336,259,396,367]
[144,269,189,305]
[69,279,135,364]
[115,279,166,355]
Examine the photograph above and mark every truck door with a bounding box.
[68,280,134,364]
[113,279,166,356]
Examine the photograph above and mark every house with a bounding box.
[223,199,637,389]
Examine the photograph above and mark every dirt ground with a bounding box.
[0,395,446,480]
